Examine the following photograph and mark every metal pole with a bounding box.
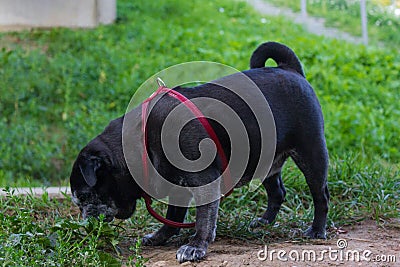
[360,0,368,45]
[301,0,307,17]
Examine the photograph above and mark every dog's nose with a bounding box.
[81,207,100,220]
[81,208,114,222]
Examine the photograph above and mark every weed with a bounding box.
[0,189,142,266]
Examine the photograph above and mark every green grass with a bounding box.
[266,0,400,48]
[0,189,148,266]
[0,0,399,265]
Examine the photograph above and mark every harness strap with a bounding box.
[141,84,233,228]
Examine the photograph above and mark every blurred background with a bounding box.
[0,0,399,187]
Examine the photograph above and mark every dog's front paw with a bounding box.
[142,233,166,246]
[142,225,180,246]
[304,226,327,239]
[176,244,207,263]
[249,217,270,228]
[142,233,157,246]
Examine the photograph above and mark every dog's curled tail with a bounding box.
[250,41,305,77]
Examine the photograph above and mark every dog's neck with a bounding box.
[121,105,147,182]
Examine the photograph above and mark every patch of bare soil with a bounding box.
[141,220,400,267]
[0,33,48,53]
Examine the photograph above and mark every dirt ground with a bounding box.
[140,220,400,267]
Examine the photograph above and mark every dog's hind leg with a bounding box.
[290,140,329,239]
[250,172,286,228]
[250,154,288,228]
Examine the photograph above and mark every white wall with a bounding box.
[0,0,116,28]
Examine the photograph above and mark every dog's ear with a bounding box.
[78,156,101,187]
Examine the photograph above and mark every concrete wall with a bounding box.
[0,0,116,29]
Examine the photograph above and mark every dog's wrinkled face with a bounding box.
[71,186,118,222]
[70,140,140,222]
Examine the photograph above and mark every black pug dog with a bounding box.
[70,42,329,263]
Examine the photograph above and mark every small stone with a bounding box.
[152,261,167,267]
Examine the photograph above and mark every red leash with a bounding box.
[142,194,195,228]
[141,78,233,228]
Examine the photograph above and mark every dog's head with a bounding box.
[70,119,142,222]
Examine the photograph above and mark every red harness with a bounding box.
[141,80,233,228]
